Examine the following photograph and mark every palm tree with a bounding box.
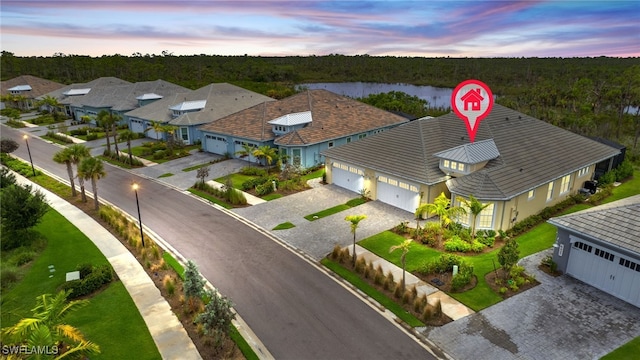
[460,195,491,240]
[1,290,100,358]
[390,239,412,292]
[68,144,91,203]
[109,113,123,155]
[53,148,77,197]
[345,214,367,266]
[162,124,179,153]
[78,157,106,210]
[235,143,254,166]
[253,145,277,168]
[118,129,138,165]
[96,110,114,154]
[37,95,61,116]
[144,120,164,141]
[415,192,466,245]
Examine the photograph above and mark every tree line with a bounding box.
[2,51,638,157]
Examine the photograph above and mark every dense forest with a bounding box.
[2,52,639,159]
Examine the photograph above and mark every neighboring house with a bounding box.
[321,104,621,231]
[43,77,132,120]
[125,83,274,145]
[548,195,640,308]
[0,75,65,110]
[199,89,409,168]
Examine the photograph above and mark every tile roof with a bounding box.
[127,83,274,126]
[548,195,640,255]
[433,139,500,164]
[322,104,620,200]
[0,75,65,98]
[44,77,132,107]
[199,89,408,143]
[79,79,189,111]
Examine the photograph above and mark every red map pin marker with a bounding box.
[451,79,494,143]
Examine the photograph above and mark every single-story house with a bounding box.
[198,89,409,168]
[548,195,640,308]
[43,77,133,120]
[321,104,621,231]
[0,75,65,110]
[125,83,274,145]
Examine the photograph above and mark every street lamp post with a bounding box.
[132,183,145,247]
[22,135,36,177]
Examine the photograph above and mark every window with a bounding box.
[443,160,450,168]
[527,190,535,200]
[547,182,554,201]
[180,127,188,142]
[560,175,571,194]
[577,167,589,177]
[574,241,592,253]
[292,148,301,166]
[346,137,352,143]
[457,199,470,226]
[328,141,334,148]
[358,133,367,139]
[477,202,495,229]
[594,248,614,261]
[457,162,465,171]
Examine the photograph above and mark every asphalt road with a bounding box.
[3,126,437,360]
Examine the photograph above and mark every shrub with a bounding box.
[615,159,634,181]
[413,294,427,313]
[45,131,74,144]
[195,289,236,348]
[451,265,474,291]
[363,262,374,279]
[478,236,495,247]
[62,264,114,299]
[393,221,409,234]
[418,253,463,274]
[499,287,507,295]
[163,275,176,296]
[240,166,267,176]
[394,282,403,298]
[86,133,98,141]
[402,289,413,304]
[373,265,385,285]
[383,272,395,291]
[13,251,35,266]
[470,240,486,253]
[330,245,341,260]
[1,266,20,289]
[444,236,471,252]
[354,257,366,274]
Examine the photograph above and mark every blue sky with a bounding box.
[1,0,638,57]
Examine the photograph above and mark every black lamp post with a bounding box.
[22,135,36,177]
[132,183,145,247]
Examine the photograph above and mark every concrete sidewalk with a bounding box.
[14,173,201,360]
[348,245,475,321]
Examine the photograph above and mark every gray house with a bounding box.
[125,83,274,145]
[548,195,640,308]
[322,104,621,230]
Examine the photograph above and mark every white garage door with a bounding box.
[376,175,420,213]
[130,119,144,134]
[332,162,363,194]
[205,135,227,155]
[567,236,640,307]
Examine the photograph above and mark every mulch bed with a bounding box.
[333,254,452,327]
[484,268,540,299]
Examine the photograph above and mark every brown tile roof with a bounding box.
[322,104,620,200]
[0,75,65,98]
[199,89,409,143]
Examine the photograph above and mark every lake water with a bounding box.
[297,82,455,109]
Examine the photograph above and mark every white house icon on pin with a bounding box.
[460,88,484,111]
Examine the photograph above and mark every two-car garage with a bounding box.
[331,161,420,214]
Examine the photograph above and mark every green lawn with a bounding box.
[304,198,367,221]
[273,222,296,230]
[603,169,640,204]
[262,193,283,201]
[301,168,324,181]
[158,173,174,178]
[1,210,160,359]
[215,173,257,189]
[187,188,233,209]
[601,336,640,360]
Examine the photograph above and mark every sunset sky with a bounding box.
[1,0,638,58]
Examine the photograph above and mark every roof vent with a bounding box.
[519,115,522,119]
[506,117,509,120]
[461,136,465,140]
[520,168,523,172]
